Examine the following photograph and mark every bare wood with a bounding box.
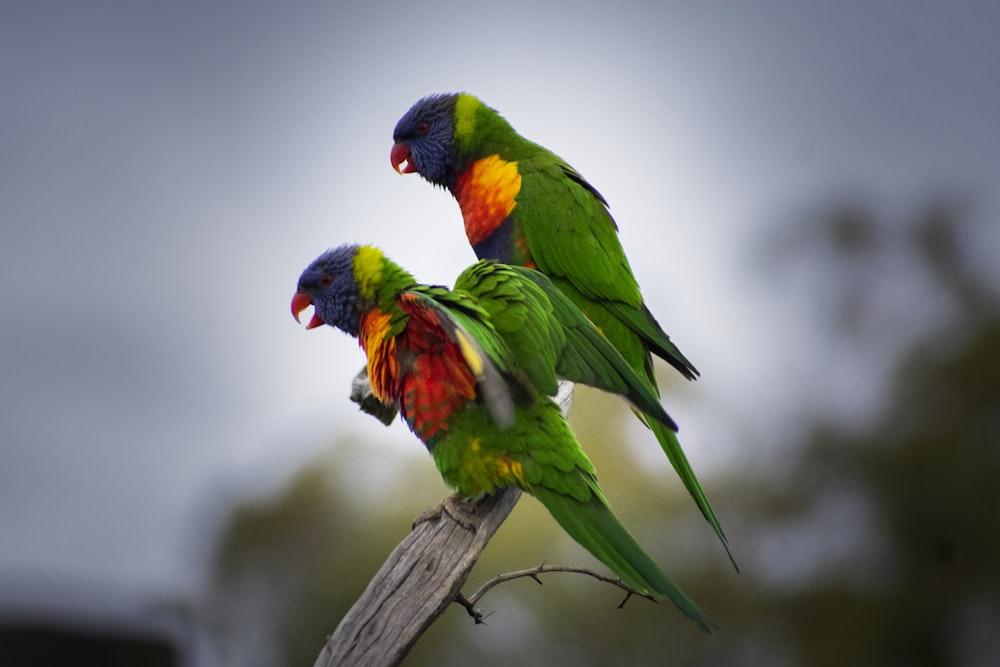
[313,486,522,667]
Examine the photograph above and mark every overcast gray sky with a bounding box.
[1,0,997,614]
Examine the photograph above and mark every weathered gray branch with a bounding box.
[312,486,522,667]
[313,370,574,667]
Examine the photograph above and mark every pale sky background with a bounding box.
[1,0,997,638]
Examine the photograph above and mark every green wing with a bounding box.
[516,157,642,303]
[515,154,699,380]
[455,260,677,430]
[507,265,679,431]
[603,299,699,381]
[454,260,563,395]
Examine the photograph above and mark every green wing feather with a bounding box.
[517,156,698,378]
[602,299,699,380]
[505,265,679,431]
[456,261,677,430]
[517,157,643,304]
[454,260,563,396]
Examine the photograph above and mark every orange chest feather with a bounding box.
[358,310,399,403]
[453,155,522,246]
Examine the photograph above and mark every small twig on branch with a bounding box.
[454,563,658,623]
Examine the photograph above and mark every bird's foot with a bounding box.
[413,494,479,533]
[350,366,398,426]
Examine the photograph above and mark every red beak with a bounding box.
[291,292,325,329]
[390,142,417,174]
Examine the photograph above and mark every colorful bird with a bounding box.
[291,244,715,631]
[391,93,734,568]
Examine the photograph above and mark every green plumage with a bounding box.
[293,245,715,630]
[454,262,677,430]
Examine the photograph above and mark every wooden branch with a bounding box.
[312,486,522,667]
[455,563,658,624]
[313,372,574,667]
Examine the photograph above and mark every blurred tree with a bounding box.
[700,200,1000,666]
[206,441,441,667]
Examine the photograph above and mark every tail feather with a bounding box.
[650,419,738,572]
[533,486,717,633]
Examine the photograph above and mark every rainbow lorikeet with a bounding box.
[391,93,734,568]
[291,244,715,631]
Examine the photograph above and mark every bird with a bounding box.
[391,93,734,568]
[291,243,716,631]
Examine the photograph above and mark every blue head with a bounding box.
[291,244,364,337]
[391,93,459,186]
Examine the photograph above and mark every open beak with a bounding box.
[390,142,417,174]
[291,291,325,329]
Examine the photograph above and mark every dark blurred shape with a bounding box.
[911,199,995,316]
[0,614,179,667]
[824,203,879,257]
[0,578,198,667]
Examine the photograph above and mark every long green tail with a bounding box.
[532,486,717,633]
[649,419,738,572]
[555,280,735,570]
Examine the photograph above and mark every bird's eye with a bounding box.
[416,121,430,137]
[320,274,334,288]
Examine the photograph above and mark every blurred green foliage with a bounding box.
[207,201,1000,666]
